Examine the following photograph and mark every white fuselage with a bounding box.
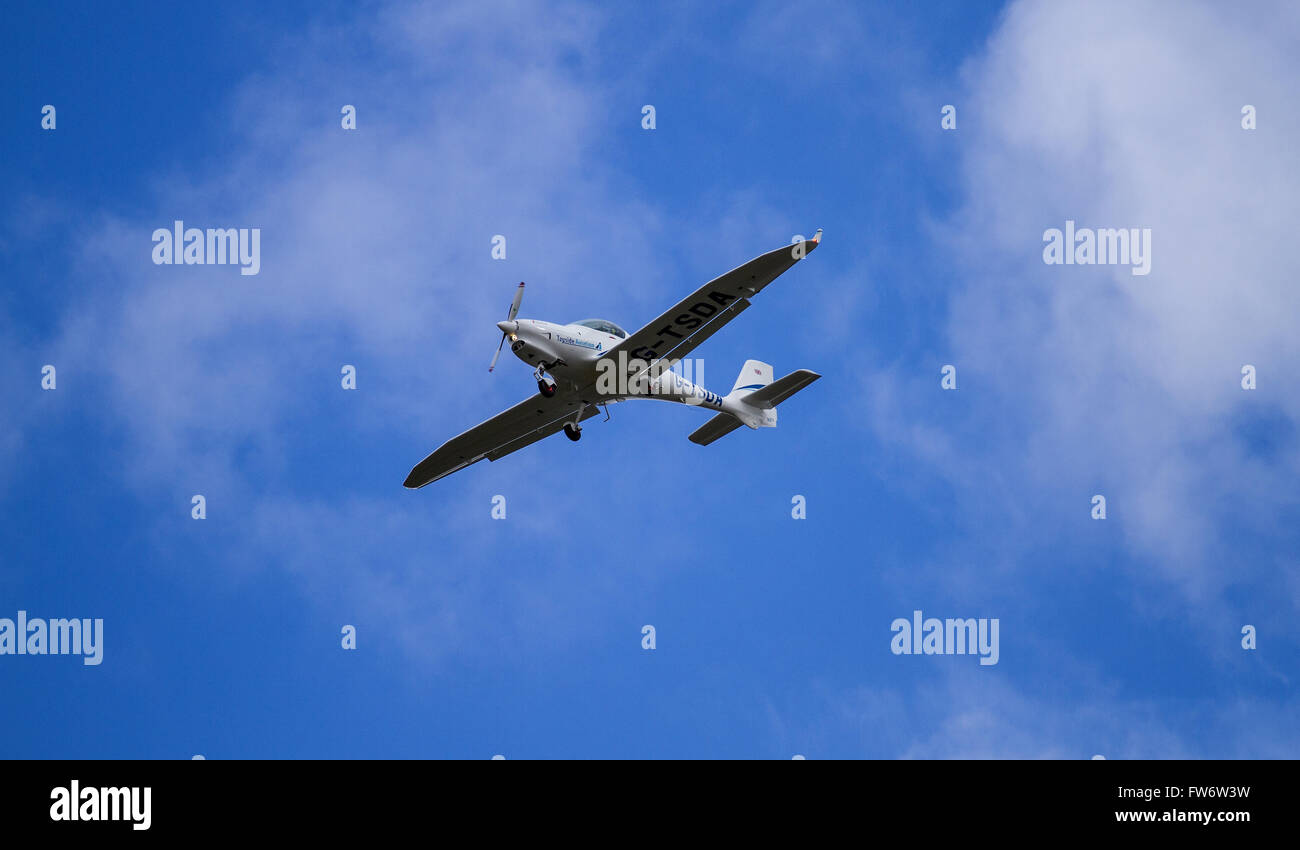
[506,318,770,425]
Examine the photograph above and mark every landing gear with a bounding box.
[563,422,582,441]
[534,365,557,398]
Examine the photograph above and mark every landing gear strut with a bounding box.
[564,404,590,442]
[534,365,557,398]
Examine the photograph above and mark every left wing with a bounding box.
[404,392,600,488]
[606,230,822,372]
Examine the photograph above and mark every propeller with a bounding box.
[489,282,525,372]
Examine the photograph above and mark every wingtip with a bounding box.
[812,228,823,244]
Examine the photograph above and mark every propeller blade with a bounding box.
[491,283,525,372]
[489,332,507,372]
[507,282,525,321]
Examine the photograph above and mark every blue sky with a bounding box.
[2,0,1297,758]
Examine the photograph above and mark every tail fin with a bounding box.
[730,360,773,396]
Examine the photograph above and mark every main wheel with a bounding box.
[563,423,581,441]
[538,380,557,398]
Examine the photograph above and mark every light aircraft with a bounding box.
[403,230,824,488]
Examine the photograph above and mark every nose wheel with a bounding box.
[534,365,558,398]
[563,422,582,441]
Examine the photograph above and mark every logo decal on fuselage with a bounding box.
[557,334,602,352]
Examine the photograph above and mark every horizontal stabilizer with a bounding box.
[744,370,821,409]
[688,413,744,446]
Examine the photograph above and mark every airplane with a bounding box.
[403,230,824,488]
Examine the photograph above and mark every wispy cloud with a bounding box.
[867,0,1300,606]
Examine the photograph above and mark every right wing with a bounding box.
[404,392,600,488]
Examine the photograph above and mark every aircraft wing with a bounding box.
[607,230,822,372]
[403,392,600,488]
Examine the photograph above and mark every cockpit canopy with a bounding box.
[572,318,628,339]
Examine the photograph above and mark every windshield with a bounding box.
[572,319,628,339]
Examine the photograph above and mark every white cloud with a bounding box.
[15,0,685,661]
[870,0,1300,604]
[45,0,668,486]
[814,0,1300,757]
